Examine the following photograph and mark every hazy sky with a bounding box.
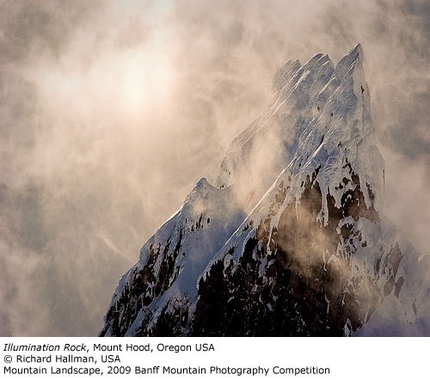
[1,0,429,336]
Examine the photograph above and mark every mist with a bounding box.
[1,0,429,336]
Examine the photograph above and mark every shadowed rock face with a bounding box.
[100,45,429,337]
[192,171,382,336]
[100,230,185,336]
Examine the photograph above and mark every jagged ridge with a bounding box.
[100,45,430,337]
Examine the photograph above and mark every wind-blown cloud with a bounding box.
[0,0,429,336]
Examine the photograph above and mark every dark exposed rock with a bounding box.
[191,169,383,336]
[100,45,428,337]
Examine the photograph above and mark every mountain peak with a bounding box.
[196,177,209,187]
[272,59,301,93]
[100,46,429,337]
[350,43,364,61]
[335,43,364,74]
[188,177,211,198]
[217,44,381,213]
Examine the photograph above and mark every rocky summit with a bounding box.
[100,45,430,337]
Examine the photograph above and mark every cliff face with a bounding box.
[100,45,430,337]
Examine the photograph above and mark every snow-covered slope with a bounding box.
[100,45,430,337]
[100,178,245,336]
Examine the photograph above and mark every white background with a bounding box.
[1,337,428,379]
